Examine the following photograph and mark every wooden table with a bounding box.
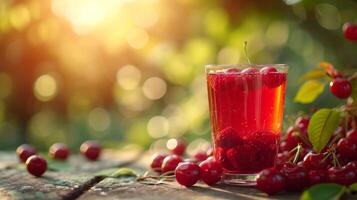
[0,149,352,200]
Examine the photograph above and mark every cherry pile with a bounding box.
[150,138,222,187]
[257,114,357,195]
[16,140,102,177]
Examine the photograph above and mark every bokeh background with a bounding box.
[0,0,356,152]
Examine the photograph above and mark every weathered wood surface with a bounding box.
[0,150,356,200]
[0,149,142,200]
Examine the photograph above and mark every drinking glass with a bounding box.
[206,64,288,185]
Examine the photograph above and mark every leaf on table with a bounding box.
[349,182,357,192]
[47,159,73,172]
[308,109,340,153]
[300,183,346,200]
[299,69,326,82]
[95,168,118,177]
[111,168,137,178]
[294,80,325,104]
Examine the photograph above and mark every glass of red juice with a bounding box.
[206,64,288,185]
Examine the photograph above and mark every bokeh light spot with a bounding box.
[9,5,31,30]
[142,77,167,100]
[183,38,215,66]
[88,107,111,131]
[127,28,149,49]
[266,21,289,47]
[135,9,159,28]
[315,4,341,30]
[204,9,228,41]
[116,65,142,90]
[34,74,58,102]
[147,116,169,138]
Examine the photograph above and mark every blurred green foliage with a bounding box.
[0,0,356,152]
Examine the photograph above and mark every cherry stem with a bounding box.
[347,72,357,81]
[332,152,341,168]
[243,41,251,65]
[292,144,302,164]
[322,151,331,162]
[327,134,342,147]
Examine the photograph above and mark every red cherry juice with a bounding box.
[207,66,287,174]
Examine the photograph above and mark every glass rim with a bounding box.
[205,64,288,71]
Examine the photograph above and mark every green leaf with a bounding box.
[111,168,137,178]
[95,168,118,177]
[308,109,340,153]
[300,183,346,200]
[299,69,326,82]
[294,80,325,104]
[349,183,357,192]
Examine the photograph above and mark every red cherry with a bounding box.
[308,170,328,186]
[328,166,356,186]
[256,168,286,195]
[303,153,328,170]
[199,158,223,185]
[194,152,208,163]
[329,78,352,99]
[49,143,70,160]
[240,67,263,90]
[161,154,183,173]
[16,144,37,163]
[343,22,357,41]
[215,147,231,170]
[260,66,286,88]
[26,155,47,177]
[295,116,310,134]
[347,129,357,143]
[300,148,313,160]
[280,165,309,191]
[226,68,240,73]
[279,141,290,152]
[167,139,186,156]
[274,151,290,169]
[337,138,357,160]
[175,162,200,187]
[260,66,277,74]
[348,118,357,130]
[241,67,258,74]
[150,153,169,172]
[80,140,101,161]
[215,127,242,148]
[345,161,357,174]
[282,127,300,151]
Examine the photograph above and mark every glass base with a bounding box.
[222,173,258,186]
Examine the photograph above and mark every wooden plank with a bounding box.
[0,149,142,200]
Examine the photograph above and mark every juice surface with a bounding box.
[207,69,287,174]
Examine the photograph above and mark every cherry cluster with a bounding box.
[150,138,222,187]
[16,140,102,177]
[257,114,357,195]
